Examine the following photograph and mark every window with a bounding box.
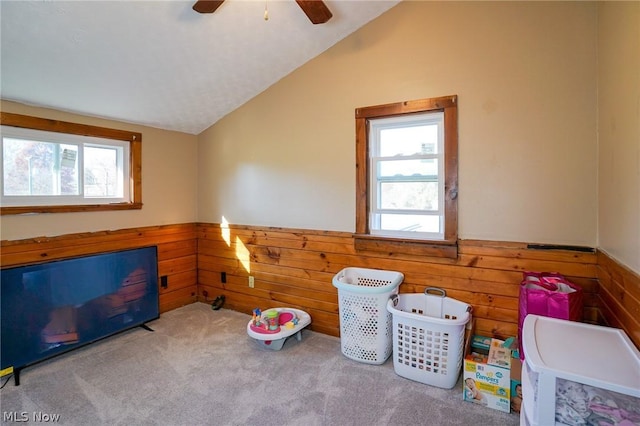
[0,112,142,215]
[2,126,130,204]
[355,95,458,257]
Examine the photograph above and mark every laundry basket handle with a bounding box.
[424,287,446,297]
[390,293,399,307]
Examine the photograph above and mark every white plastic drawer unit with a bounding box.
[521,315,640,426]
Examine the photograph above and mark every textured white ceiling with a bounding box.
[0,0,400,135]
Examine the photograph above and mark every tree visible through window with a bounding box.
[355,95,458,257]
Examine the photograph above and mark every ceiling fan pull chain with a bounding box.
[264,0,269,21]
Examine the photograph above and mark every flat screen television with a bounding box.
[1,246,159,385]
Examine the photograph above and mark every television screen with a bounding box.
[1,246,159,378]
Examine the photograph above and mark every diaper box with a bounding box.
[463,336,521,414]
[509,357,522,414]
[470,335,492,355]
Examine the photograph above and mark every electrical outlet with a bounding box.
[248,276,255,288]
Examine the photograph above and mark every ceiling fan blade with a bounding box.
[193,0,225,14]
[295,0,332,24]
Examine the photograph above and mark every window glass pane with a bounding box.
[379,213,441,234]
[378,159,438,178]
[380,124,438,156]
[84,146,120,197]
[60,145,79,195]
[2,138,78,196]
[380,182,438,210]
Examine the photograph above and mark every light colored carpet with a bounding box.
[0,303,519,425]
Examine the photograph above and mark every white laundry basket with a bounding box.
[387,288,472,389]
[332,267,404,365]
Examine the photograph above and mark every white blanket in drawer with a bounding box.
[556,378,640,426]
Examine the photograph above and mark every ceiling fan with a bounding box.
[192,0,333,24]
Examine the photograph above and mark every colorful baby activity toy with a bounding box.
[247,307,311,350]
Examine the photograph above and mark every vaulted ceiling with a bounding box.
[0,0,400,135]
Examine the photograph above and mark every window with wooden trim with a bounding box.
[355,95,458,258]
[0,112,142,215]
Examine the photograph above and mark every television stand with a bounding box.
[11,367,22,386]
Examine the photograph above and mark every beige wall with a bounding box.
[8,2,636,274]
[198,1,599,246]
[0,101,199,241]
[597,2,640,273]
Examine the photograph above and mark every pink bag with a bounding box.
[518,271,583,360]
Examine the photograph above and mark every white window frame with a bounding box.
[1,125,131,207]
[368,112,445,240]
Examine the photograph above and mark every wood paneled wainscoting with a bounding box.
[9,222,635,347]
[1,223,197,313]
[596,250,640,349]
[197,223,600,339]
